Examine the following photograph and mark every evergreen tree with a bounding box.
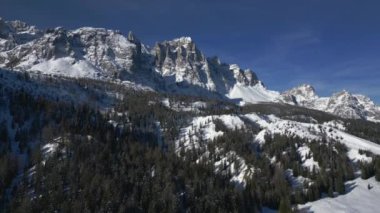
[279,196,292,213]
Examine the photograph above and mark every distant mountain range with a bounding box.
[282,84,380,122]
[0,17,379,122]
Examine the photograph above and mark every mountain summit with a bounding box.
[283,85,380,122]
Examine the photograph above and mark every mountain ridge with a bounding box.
[0,17,379,122]
[282,84,380,122]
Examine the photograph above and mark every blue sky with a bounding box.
[2,0,380,103]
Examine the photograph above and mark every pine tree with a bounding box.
[335,175,345,194]
[375,158,380,182]
[278,196,292,213]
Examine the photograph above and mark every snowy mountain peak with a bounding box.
[333,89,352,97]
[331,90,353,100]
[127,31,140,43]
[324,90,380,121]
[229,64,258,86]
[289,84,317,98]
[172,36,192,44]
[281,85,380,122]
[0,18,41,52]
[0,18,38,35]
[301,84,316,91]
[282,84,318,105]
[71,27,109,34]
[229,64,240,71]
[325,91,364,119]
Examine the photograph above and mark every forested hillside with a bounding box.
[1,70,380,212]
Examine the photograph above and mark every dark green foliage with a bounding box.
[242,103,339,123]
[261,134,355,203]
[8,112,249,213]
[360,161,375,180]
[375,158,380,181]
[345,119,380,145]
[0,121,8,143]
[0,154,18,197]
[279,196,292,213]
[0,82,257,212]
[309,140,354,196]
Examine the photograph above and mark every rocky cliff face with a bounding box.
[0,23,145,78]
[153,37,211,89]
[152,37,258,92]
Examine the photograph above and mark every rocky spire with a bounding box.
[126,31,142,70]
[127,31,139,43]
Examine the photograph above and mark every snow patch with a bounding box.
[227,82,281,104]
[30,57,101,78]
[214,150,254,187]
[176,115,245,150]
[298,145,319,171]
[285,169,312,189]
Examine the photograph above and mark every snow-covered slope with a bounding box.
[172,111,380,212]
[249,114,380,162]
[227,81,281,104]
[175,114,253,186]
[175,112,380,187]
[283,85,380,122]
[30,57,101,78]
[299,177,380,213]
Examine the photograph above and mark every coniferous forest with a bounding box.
[0,71,380,213]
